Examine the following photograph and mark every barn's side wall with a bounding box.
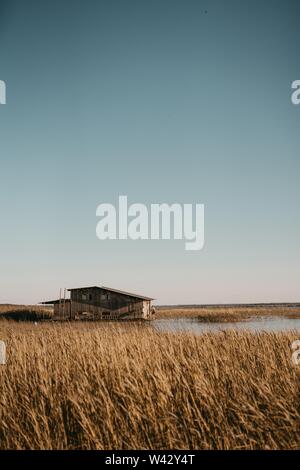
[53,302,71,319]
[64,287,152,320]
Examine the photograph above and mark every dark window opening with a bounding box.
[101,293,110,300]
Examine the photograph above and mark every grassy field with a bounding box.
[0,320,299,450]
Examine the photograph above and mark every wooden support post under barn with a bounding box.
[41,286,155,321]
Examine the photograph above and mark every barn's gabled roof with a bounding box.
[67,285,154,301]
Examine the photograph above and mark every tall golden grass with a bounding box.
[0,321,299,450]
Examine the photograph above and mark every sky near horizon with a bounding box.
[0,0,299,305]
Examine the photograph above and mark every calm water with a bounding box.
[153,317,300,334]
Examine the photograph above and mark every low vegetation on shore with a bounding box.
[0,304,52,321]
[157,305,300,322]
[0,321,299,450]
[1,303,300,323]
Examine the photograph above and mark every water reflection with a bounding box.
[153,317,300,334]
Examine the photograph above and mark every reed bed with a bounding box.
[157,305,300,321]
[0,321,299,450]
[0,305,52,321]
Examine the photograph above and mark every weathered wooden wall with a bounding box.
[54,302,71,319]
[54,287,151,321]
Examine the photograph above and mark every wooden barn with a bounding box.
[41,286,155,321]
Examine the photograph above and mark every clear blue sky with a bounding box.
[0,0,299,304]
